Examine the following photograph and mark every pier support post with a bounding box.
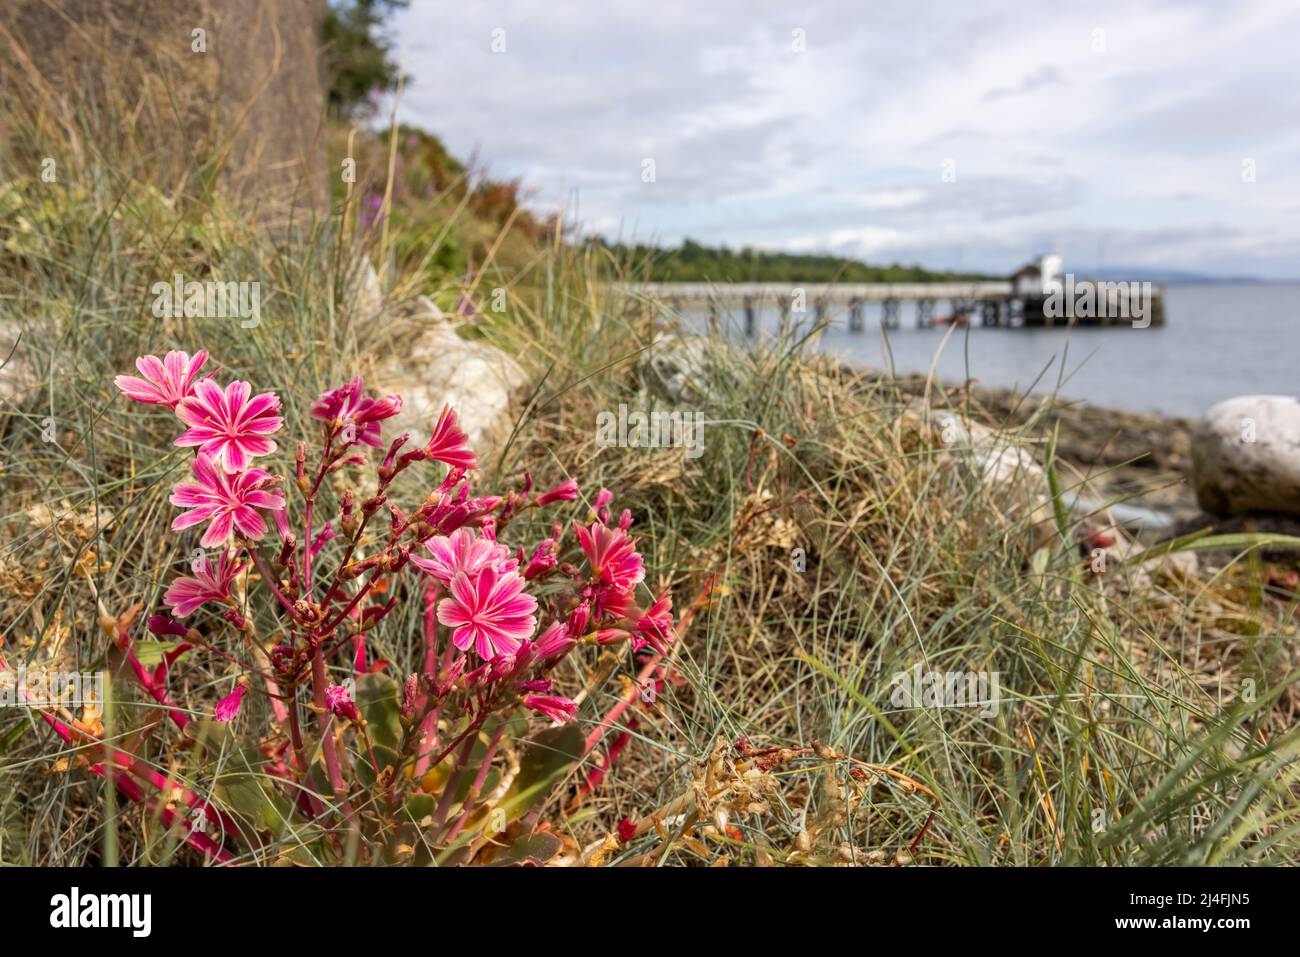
[814,300,826,324]
[743,297,756,337]
[1150,292,1165,327]
[848,298,864,332]
[916,299,933,328]
[981,301,997,327]
[882,299,900,330]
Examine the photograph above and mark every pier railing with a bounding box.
[619,280,1164,329]
[625,281,1013,303]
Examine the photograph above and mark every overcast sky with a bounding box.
[389,0,1300,278]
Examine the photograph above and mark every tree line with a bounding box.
[592,239,994,283]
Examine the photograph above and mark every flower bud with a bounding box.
[536,478,579,506]
[147,614,190,638]
[325,683,360,722]
[400,673,419,718]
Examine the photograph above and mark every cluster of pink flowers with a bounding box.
[115,348,676,845]
[118,351,288,554]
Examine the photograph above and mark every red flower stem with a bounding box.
[110,769,234,863]
[302,498,316,594]
[310,648,353,819]
[582,653,662,760]
[92,614,188,732]
[573,719,637,806]
[129,657,188,729]
[35,697,242,842]
[23,698,237,862]
[318,567,383,636]
[429,730,480,834]
[576,575,712,793]
[413,708,439,782]
[286,697,311,773]
[246,546,296,614]
[110,754,243,838]
[358,721,382,778]
[246,637,290,727]
[416,714,483,785]
[116,629,190,732]
[303,425,345,600]
[442,721,505,842]
[413,583,441,779]
[317,472,415,624]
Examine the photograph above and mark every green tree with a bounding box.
[321,0,409,118]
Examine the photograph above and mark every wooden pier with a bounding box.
[624,276,1165,330]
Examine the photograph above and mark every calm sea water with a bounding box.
[695,283,1298,418]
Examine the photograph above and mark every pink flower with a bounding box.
[325,683,360,721]
[536,479,579,506]
[410,527,515,582]
[575,522,645,593]
[593,487,613,523]
[634,588,674,655]
[565,602,591,639]
[164,550,247,617]
[595,587,635,619]
[311,377,402,448]
[424,404,477,471]
[309,522,336,560]
[521,539,557,580]
[523,694,577,725]
[114,350,210,409]
[170,453,286,548]
[437,565,538,660]
[214,685,247,722]
[175,379,283,473]
[535,621,577,661]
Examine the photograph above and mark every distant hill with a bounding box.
[1073,266,1270,284]
[594,239,997,284]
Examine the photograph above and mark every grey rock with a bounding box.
[1192,395,1300,516]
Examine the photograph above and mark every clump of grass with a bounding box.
[476,242,1300,865]
[3,46,1299,867]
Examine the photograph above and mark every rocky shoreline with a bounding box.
[877,371,1300,544]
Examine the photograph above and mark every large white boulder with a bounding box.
[373,296,526,457]
[1191,395,1300,516]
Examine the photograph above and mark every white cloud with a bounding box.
[390,0,1300,278]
